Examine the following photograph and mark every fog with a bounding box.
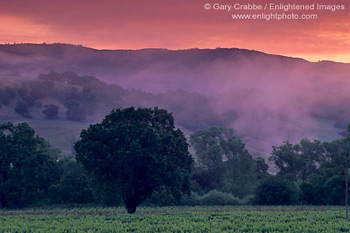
[0,44,349,157]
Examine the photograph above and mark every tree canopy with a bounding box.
[75,107,193,213]
[0,122,60,208]
[190,126,266,197]
[42,104,59,119]
[269,139,325,181]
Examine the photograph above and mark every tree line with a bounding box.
[0,107,349,213]
[0,71,224,132]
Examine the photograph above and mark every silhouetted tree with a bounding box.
[190,126,257,197]
[75,107,193,214]
[42,104,59,119]
[57,157,93,204]
[269,139,324,181]
[15,101,32,118]
[254,176,299,205]
[0,122,60,208]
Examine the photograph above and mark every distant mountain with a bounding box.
[0,43,349,157]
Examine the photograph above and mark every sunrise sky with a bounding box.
[0,0,349,62]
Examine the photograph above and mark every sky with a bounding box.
[0,0,349,62]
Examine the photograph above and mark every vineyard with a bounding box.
[0,206,349,232]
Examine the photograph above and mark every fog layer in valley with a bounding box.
[0,44,349,157]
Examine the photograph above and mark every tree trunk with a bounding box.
[126,204,137,214]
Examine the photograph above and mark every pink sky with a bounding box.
[0,0,349,62]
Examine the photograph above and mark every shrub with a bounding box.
[254,176,299,205]
[200,190,240,205]
[182,190,240,206]
[145,187,179,206]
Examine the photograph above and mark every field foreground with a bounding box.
[0,206,349,232]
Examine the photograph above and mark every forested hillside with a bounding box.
[0,71,223,153]
[0,44,350,156]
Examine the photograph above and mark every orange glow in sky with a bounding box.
[0,0,349,62]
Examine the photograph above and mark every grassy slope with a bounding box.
[0,95,90,155]
[26,119,89,155]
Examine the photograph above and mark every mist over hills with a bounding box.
[0,43,349,158]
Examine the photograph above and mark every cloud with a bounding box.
[0,0,348,62]
[0,15,54,43]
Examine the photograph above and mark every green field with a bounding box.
[0,206,349,232]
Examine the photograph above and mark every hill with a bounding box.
[0,43,349,157]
